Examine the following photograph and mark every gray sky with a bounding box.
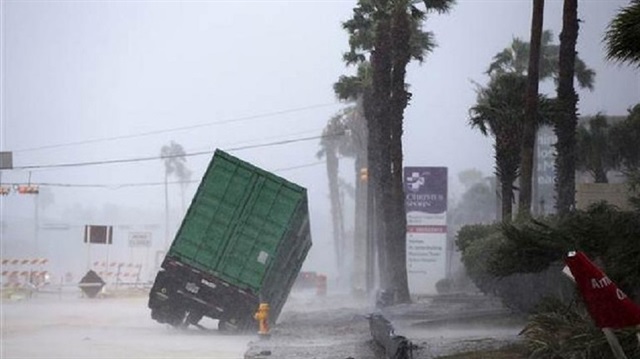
[1,0,639,274]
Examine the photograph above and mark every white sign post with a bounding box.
[404,167,448,294]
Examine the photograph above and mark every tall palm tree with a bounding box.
[605,0,640,67]
[576,115,616,183]
[334,65,372,294]
[488,30,595,89]
[610,104,640,211]
[487,26,594,217]
[470,73,554,221]
[160,141,191,248]
[341,0,453,303]
[470,74,527,222]
[555,0,579,216]
[317,109,358,281]
[610,104,640,172]
[520,0,545,218]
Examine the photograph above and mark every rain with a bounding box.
[1,1,640,358]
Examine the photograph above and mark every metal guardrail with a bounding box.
[368,313,413,359]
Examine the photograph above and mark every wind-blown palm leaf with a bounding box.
[605,0,640,67]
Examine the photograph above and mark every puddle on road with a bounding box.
[395,315,526,342]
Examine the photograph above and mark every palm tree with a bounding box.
[610,104,640,172]
[487,30,595,90]
[487,25,595,217]
[160,141,191,248]
[610,104,640,211]
[470,74,527,222]
[520,0,545,218]
[340,0,454,303]
[576,114,616,183]
[555,0,579,216]
[605,0,640,67]
[317,109,358,282]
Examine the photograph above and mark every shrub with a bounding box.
[522,297,640,359]
[456,203,640,312]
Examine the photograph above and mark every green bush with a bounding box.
[456,203,640,312]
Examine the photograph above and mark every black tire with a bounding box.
[167,309,187,328]
[151,308,168,324]
[186,311,203,326]
[219,317,257,333]
[218,318,240,332]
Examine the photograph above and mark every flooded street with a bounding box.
[2,289,529,359]
[1,290,252,359]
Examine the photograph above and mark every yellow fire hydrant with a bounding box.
[254,303,270,338]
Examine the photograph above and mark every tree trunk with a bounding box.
[352,98,370,295]
[363,87,379,294]
[326,147,344,278]
[593,168,608,183]
[387,0,411,303]
[519,0,544,219]
[501,177,514,222]
[555,0,579,216]
[353,154,368,294]
[370,9,392,291]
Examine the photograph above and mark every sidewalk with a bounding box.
[245,292,525,359]
[245,291,382,359]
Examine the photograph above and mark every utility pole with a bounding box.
[164,172,170,249]
[366,174,375,293]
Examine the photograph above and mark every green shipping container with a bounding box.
[148,150,312,330]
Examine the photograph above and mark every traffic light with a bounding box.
[0,186,9,196]
[17,185,39,194]
[360,167,368,182]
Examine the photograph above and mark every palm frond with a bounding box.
[605,0,640,67]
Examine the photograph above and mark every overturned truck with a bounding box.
[148,149,312,331]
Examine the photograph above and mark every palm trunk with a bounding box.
[501,177,514,222]
[363,88,378,294]
[363,88,386,291]
[519,0,544,218]
[353,154,368,294]
[326,147,344,278]
[387,0,412,303]
[555,0,579,216]
[496,137,518,222]
[370,8,393,291]
[594,168,608,183]
[355,96,375,294]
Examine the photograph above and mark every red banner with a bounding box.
[565,251,640,329]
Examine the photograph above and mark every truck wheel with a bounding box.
[151,309,168,324]
[218,318,239,332]
[219,318,256,332]
[186,311,203,326]
[166,309,187,328]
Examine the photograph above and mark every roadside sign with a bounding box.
[128,232,152,248]
[84,225,113,244]
[0,152,12,169]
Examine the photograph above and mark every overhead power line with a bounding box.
[14,102,340,153]
[8,132,343,171]
[0,161,327,189]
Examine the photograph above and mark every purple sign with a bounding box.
[404,167,448,214]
